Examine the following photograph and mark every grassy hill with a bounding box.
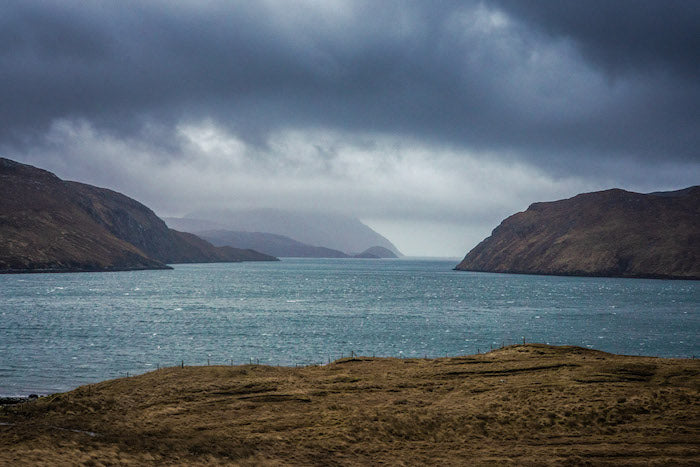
[2,344,698,465]
[0,158,277,273]
[456,187,700,279]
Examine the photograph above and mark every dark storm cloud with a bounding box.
[494,0,700,77]
[2,0,698,172]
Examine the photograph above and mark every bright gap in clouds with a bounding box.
[14,118,609,257]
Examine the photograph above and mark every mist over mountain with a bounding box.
[197,230,349,258]
[161,217,227,235]
[0,158,276,273]
[456,187,700,280]
[173,209,402,257]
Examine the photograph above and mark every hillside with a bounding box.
[1,344,698,465]
[198,229,350,258]
[175,229,401,259]
[354,246,399,258]
[0,158,276,273]
[174,209,402,257]
[456,187,700,279]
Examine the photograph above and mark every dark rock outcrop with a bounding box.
[455,187,700,280]
[0,158,277,273]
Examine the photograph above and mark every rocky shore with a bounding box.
[0,395,38,406]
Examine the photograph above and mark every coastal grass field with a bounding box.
[1,344,698,465]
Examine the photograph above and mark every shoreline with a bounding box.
[0,396,38,406]
[3,345,697,399]
[454,266,700,281]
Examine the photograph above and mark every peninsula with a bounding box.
[456,187,699,279]
[0,158,277,273]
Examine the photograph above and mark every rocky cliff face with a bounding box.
[455,187,699,280]
[0,158,276,273]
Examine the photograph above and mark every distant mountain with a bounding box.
[455,187,700,280]
[353,246,398,259]
[172,209,402,256]
[197,230,349,258]
[161,217,225,234]
[0,158,277,273]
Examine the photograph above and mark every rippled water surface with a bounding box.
[1,259,698,395]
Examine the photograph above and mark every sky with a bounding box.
[1,0,698,257]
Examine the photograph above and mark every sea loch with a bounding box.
[1,258,698,396]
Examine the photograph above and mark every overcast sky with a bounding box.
[2,0,698,256]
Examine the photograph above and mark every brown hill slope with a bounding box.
[0,158,276,273]
[456,187,699,279]
[1,345,698,465]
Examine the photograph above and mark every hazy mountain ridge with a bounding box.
[0,158,276,273]
[184,229,400,259]
[178,209,402,257]
[198,230,350,258]
[455,187,700,279]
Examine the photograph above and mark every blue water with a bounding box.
[1,258,698,396]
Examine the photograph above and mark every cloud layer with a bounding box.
[2,1,698,255]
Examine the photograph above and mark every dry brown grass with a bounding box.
[2,344,699,465]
